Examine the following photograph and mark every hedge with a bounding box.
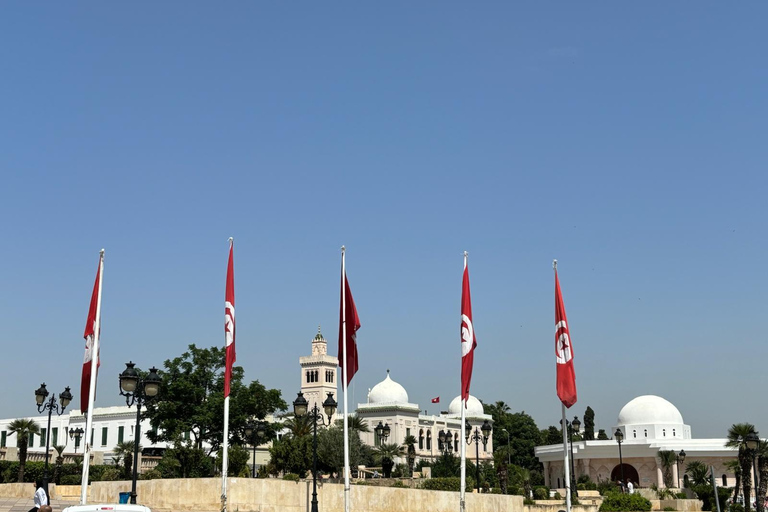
[598,492,652,512]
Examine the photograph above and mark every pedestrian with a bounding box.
[28,480,47,512]
[627,481,634,494]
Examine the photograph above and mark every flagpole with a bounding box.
[221,238,234,512]
[459,251,468,512]
[341,246,351,512]
[80,249,104,505]
[555,259,572,512]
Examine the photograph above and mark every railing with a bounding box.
[24,451,93,464]
[140,455,161,473]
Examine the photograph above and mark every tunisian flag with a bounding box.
[338,266,360,387]
[224,239,236,398]
[81,256,102,414]
[460,258,477,402]
[555,268,577,408]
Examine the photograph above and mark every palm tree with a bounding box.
[114,440,141,480]
[685,460,709,487]
[334,415,371,433]
[284,414,314,437]
[493,445,511,494]
[756,441,768,512]
[657,450,677,488]
[725,460,742,504]
[52,445,66,484]
[726,423,757,512]
[374,442,404,478]
[8,419,40,482]
[402,435,417,477]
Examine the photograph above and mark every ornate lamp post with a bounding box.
[69,427,84,454]
[119,362,161,505]
[571,416,581,496]
[438,429,453,455]
[244,421,267,478]
[465,420,492,493]
[676,450,686,488]
[746,432,760,504]
[374,421,391,444]
[614,428,625,490]
[293,391,336,512]
[35,383,72,495]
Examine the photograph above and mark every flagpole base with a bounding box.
[460,497,466,512]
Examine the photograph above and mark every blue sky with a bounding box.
[2,3,767,439]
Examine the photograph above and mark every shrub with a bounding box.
[490,487,502,494]
[510,486,525,496]
[599,493,652,512]
[554,492,563,500]
[533,487,549,500]
[730,503,745,512]
[664,507,676,511]
[676,492,688,499]
[524,498,536,505]
[597,479,619,496]
[139,469,162,480]
[283,473,300,482]
[60,475,81,485]
[391,480,407,488]
[421,477,475,492]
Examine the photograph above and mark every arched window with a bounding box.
[722,475,727,486]
[306,371,310,383]
[426,431,432,450]
[644,429,648,437]
[633,430,637,438]
[673,429,676,437]
[557,478,561,488]
[419,430,424,450]
[454,434,459,453]
[663,429,666,437]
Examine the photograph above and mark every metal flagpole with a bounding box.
[562,404,572,512]
[459,251,467,512]
[80,249,104,505]
[221,238,234,512]
[341,246,351,512]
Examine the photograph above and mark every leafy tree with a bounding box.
[597,429,609,440]
[8,419,40,482]
[315,425,373,476]
[657,450,676,488]
[215,444,251,477]
[583,407,595,441]
[403,435,417,477]
[493,447,510,494]
[432,452,461,478]
[483,401,542,473]
[726,423,757,512]
[154,443,214,478]
[145,344,286,455]
[268,434,312,477]
[114,440,141,480]
[541,426,563,445]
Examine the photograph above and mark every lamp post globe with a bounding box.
[294,390,334,512]
[35,382,71,496]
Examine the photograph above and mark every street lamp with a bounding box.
[69,427,84,454]
[438,429,453,455]
[244,421,267,478]
[615,428,625,490]
[746,432,760,503]
[676,450,686,488]
[465,420,492,493]
[571,416,581,496]
[35,383,72,495]
[119,362,161,505]
[374,421,391,443]
[293,391,336,512]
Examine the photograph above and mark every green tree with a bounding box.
[334,415,371,433]
[315,425,372,477]
[493,445,510,494]
[657,450,677,488]
[374,442,404,478]
[541,426,563,445]
[583,407,595,441]
[114,440,141,480]
[268,434,312,477]
[284,414,314,438]
[756,441,768,512]
[597,429,609,440]
[726,423,757,512]
[403,435,417,477]
[52,445,65,484]
[725,460,742,504]
[155,443,214,478]
[685,461,709,487]
[144,344,286,455]
[8,419,40,482]
[216,444,251,477]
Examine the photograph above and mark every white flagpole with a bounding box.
[341,246,351,512]
[562,403,572,512]
[221,238,233,512]
[459,251,467,512]
[80,249,104,505]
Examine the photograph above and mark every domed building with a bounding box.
[535,395,738,490]
[297,328,493,467]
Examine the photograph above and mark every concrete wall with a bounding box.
[0,478,525,512]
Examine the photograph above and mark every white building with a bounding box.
[535,395,738,489]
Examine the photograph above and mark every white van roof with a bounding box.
[62,504,152,512]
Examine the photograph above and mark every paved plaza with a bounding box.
[0,498,79,512]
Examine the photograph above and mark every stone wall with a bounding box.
[0,479,525,512]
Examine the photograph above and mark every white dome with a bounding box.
[368,371,408,405]
[448,395,484,416]
[617,395,684,426]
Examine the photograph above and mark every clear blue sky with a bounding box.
[2,3,766,439]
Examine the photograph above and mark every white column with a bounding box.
[543,461,551,487]
[656,462,664,488]
[672,462,679,489]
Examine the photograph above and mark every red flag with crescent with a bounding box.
[224,239,236,398]
[555,269,577,408]
[81,256,102,414]
[338,268,360,387]
[460,260,477,403]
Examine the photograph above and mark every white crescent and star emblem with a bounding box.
[555,320,572,364]
[225,301,235,347]
[461,314,474,356]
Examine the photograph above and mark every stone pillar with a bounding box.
[672,462,679,489]
[656,462,664,488]
[581,458,591,482]
[543,461,551,487]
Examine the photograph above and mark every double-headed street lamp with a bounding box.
[119,362,162,505]
[676,450,686,488]
[746,431,760,504]
[244,421,267,478]
[69,427,84,454]
[375,421,391,444]
[614,429,625,489]
[465,420,492,493]
[35,383,72,495]
[438,429,454,455]
[561,416,581,496]
[293,391,337,512]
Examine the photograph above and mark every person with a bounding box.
[617,479,625,493]
[627,481,634,494]
[28,480,47,512]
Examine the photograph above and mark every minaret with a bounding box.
[299,326,338,422]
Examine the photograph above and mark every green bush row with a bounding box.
[420,477,476,492]
[599,492,652,512]
[0,461,127,484]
